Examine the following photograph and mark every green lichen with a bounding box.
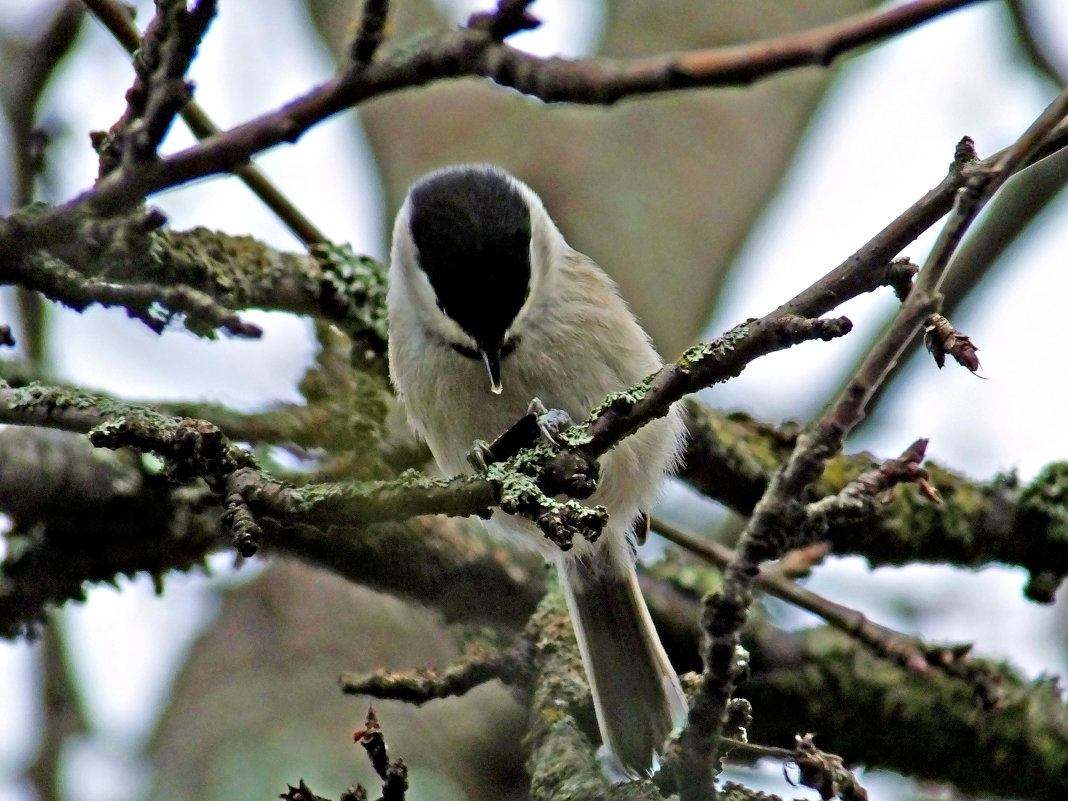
[558,424,594,448]
[705,408,787,477]
[587,379,652,420]
[314,241,389,355]
[1020,462,1068,545]
[485,453,608,550]
[677,340,724,372]
[157,227,312,308]
[813,454,870,497]
[4,382,256,483]
[871,461,991,564]
[293,469,453,511]
[11,382,131,417]
[677,321,754,374]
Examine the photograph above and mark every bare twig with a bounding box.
[82,0,326,247]
[802,438,939,537]
[353,708,408,801]
[0,0,85,364]
[93,0,218,176]
[339,643,531,703]
[0,0,84,207]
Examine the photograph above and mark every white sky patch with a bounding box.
[60,573,222,747]
[434,0,606,58]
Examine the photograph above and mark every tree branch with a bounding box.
[82,0,327,248]
[339,644,531,705]
[655,517,1001,707]
[676,87,1068,799]
[0,0,989,264]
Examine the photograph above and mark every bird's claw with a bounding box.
[527,397,574,446]
[467,439,494,472]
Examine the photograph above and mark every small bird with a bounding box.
[387,164,687,778]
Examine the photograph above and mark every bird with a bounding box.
[386,163,687,778]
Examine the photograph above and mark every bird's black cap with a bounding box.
[408,167,532,353]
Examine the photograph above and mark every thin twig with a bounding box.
[93,0,217,176]
[0,0,84,364]
[339,643,531,703]
[654,515,1000,705]
[82,0,326,248]
[0,0,84,207]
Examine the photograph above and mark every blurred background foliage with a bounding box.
[1,1,1067,800]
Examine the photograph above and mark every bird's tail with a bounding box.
[560,543,688,779]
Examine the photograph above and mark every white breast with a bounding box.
[388,249,685,559]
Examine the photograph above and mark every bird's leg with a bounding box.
[466,439,496,472]
[524,399,599,500]
[467,399,596,500]
[527,397,574,446]
[467,398,575,469]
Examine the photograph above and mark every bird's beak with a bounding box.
[481,347,503,395]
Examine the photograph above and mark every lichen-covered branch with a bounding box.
[0,381,255,482]
[636,575,1068,801]
[4,422,1064,800]
[656,517,1002,706]
[0,424,546,637]
[521,589,666,801]
[680,399,1068,599]
[3,369,1066,638]
[743,623,1068,801]
[0,427,224,638]
[214,312,850,551]
[339,644,532,705]
[4,231,263,337]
